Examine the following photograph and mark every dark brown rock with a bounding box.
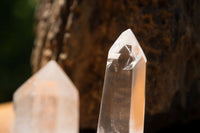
[31,0,200,132]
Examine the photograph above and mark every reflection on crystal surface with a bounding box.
[97,29,146,133]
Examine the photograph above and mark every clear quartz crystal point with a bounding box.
[97,29,147,133]
[13,60,79,133]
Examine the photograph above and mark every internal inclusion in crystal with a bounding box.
[107,44,139,72]
[97,29,146,133]
[99,44,141,132]
[99,46,133,132]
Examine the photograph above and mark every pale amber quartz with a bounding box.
[13,61,79,133]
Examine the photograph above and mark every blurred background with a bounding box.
[1,0,200,133]
[0,0,37,102]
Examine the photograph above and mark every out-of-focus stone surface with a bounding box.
[14,60,79,133]
[32,0,200,132]
[0,102,14,133]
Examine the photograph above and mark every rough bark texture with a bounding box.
[32,0,200,132]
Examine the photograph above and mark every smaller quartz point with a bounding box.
[13,60,79,133]
[97,29,147,133]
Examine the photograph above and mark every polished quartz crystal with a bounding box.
[97,29,147,133]
[13,60,79,133]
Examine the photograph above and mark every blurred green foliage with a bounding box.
[0,0,37,102]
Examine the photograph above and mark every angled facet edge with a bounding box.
[97,29,147,133]
[107,29,147,69]
[13,60,79,133]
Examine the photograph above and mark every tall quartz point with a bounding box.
[97,29,147,133]
[13,60,79,133]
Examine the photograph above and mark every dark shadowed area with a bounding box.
[0,0,37,102]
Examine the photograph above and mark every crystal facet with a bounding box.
[13,60,79,133]
[97,29,147,133]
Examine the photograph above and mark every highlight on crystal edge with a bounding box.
[97,29,147,133]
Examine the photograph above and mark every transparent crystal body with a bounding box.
[97,29,147,133]
[13,61,79,133]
